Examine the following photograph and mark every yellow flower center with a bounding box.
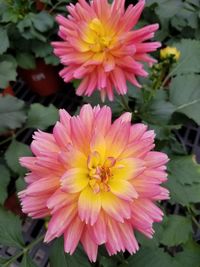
[88,151,116,193]
[86,18,115,53]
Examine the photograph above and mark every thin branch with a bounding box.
[3,234,45,267]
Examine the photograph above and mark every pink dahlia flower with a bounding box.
[19,104,169,262]
[52,0,161,101]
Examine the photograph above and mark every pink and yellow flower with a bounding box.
[19,104,169,262]
[52,0,161,101]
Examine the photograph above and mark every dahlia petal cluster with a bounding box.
[52,0,161,101]
[19,104,169,262]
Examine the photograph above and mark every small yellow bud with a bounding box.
[160,46,181,61]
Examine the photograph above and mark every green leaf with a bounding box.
[127,82,143,100]
[83,91,123,116]
[40,0,53,3]
[166,174,200,206]
[170,74,200,124]
[135,223,164,248]
[1,6,19,23]
[0,61,17,88]
[175,241,200,267]
[0,165,10,205]
[31,11,54,32]
[0,28,9,55]
[127,247,175,267]
[0,257,9,265]
[171,16,188,32]
[168,156,200,185]
[17,9,52,41]
[160,215,193,246]
[0,54,17,68]
[21,254,38,267]
[146,0,183,16]
[172,6,198,30]
[5,140,32,175]
[30,27,46,42]
[17,15,32,29]
[0,207,24,248]
[172,39,200,74]
[16,52,36,70]
[156,0,183,20]
[0,96,26,132]
[16,176,26,193]
[50,238,91,267]
[31,41,52,58]
[145,99,175,125]
[30,41,59,65]
[17,15,33,38]
[100,256,119,267]
[127,242,200,267]
[149,124,181,140]
[100,254,128,267]
[142,90,175,125]
[44,54,59,66]
[26,104,58,130]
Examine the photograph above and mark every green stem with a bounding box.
[153,64,169,91]
[187,205,200,230]
[120,95,131,112]
[3,234,45,267]
[0,134,15,146]
[0,127,26,146]
[160,57,189,89]
[49,0,66,14]
[146,89,156,103]
[191,216,200,230]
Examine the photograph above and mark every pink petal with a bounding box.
[134,199,164,222]
[19,194,50,219]
[70,116,89,154]
[61,168,88,193]
[116,112,132,123]
[47,189,78,214]
[135,42,161,53]
[78,186,101,225]
[145,152,169,168]
[118,222,139,254]
[81,228,98,262]
[53,122,71,148]
[105,119,130,158]
[44,204,77,243]
[112,67,128,94]
[121,138,155,158]
[80,104,94,133]
[76,76,90,96]
[129,123,148,142]
[59,109,71,129]
[101,192,131,222]
[25,176,60,196]
[109,179,138,201]
[64,216,84,254]
[121,0,145,31]
[94,106,112,136]
[105,217,125,255]
[90,211,107,245]
[31,130,59,156]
